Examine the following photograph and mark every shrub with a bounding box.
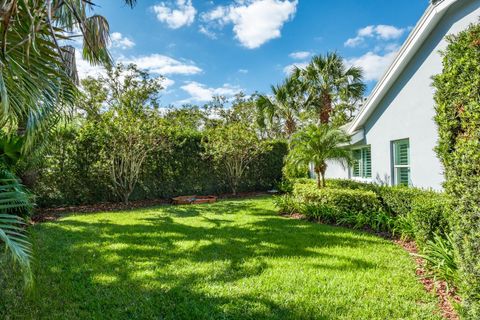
[433,23,480,317]
[326,179,378,192]
[410,192,451,245]
[273,195,299,215]
[376,185,419,216]
[292,183,382,222]
[418,233,458,288]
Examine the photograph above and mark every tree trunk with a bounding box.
[315,162,328,188]
[320,92,332,124]
[285,117,296,138]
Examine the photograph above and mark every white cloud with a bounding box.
[202,0,298,49]
[345,25,406,47]
[120,54,202,75]
[283,61,308,75]
[180,81,242,102]
[161,78,176,89]
[238,69,249,74]
[199,25,217,39]
[75,52,201,81]
[75,51,106,79]
[110,32,135,49]
[153,0,196,29]
[289,51,311,60]
[346,50,398,82]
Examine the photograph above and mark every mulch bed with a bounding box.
[394,239,461,320]
[31,191,272,223]
[282,212,461,320]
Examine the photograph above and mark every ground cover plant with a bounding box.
[1,197,442,320]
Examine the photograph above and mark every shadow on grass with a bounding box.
[6,198,393,320]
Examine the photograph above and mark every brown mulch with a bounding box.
[281,212,461,320]
[394,239,461,320]
[31,191,273,223]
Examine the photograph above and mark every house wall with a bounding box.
[327,0,480,190]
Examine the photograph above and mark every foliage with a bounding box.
[0,168,33,286]
[375,186,420,217]
[287,125,352,188]
[1,198,442,319]
[292,183,382,223]
[433,23,480,318]
[33,127,287,205]
[202,123,272,195]
[256,75,305,138]
[0,0,136,150]
[410,192,450,245]
[81,64,165,203]
[418,233,458,287]
[296,52,366,125]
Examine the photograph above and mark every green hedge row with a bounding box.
[433,23,480,318]
[34,129,287,207]
[276,179,450,245]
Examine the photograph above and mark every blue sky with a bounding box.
[79,0,430,106]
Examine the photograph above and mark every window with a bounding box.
[352,146,371,178]
[393,139,410,186]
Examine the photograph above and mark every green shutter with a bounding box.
[398,168,410,186]
[393,140,410,186]
[352,150,361,177]
[395,141,409,166]
[362,147,372,178]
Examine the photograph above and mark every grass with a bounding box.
[1,197,442,319]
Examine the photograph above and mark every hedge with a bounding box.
[433,23,480,318]
[33,128,288,207]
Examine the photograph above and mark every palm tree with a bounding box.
[0,0,137,149]
[287,125,352,188]
[298,52,365,125]
[0,0,136,285]
[256,74,305,138]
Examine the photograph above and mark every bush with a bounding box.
[410,192,450,245]
[34,128,288,206]
[326,179,378,192]
[292,183,382,222]
[419,233,458,287]
[375,186,419,217]
[433,23,480,317]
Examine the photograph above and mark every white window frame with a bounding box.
[351,145,372,180]
[392,139,411,186]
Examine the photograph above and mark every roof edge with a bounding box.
[348,0,458,134]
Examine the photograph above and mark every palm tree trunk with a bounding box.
[320,92,332,124]
[285,117,296,138]
[315,162,328,188]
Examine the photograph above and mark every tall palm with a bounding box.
[287,125,352,188]
[0,0,136,285]
[299,52,365,125]
[256,74,305,138]
[0,0,136,149]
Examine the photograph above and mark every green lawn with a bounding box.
[1,197,442,319]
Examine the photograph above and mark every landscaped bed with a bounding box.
[1,197,442,319]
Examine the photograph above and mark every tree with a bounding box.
[433,23,480,318]
[202,123,271,195]
[257,75,305,138]
[82,64,165,204]
[102,108,163,204]
[0,1,137,285]
[287,125,352,188]
[0,0,136,149]
[298,52,365,125]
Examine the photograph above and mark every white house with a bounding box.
[326,0,480,190]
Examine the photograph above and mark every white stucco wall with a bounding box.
[327,0,480,190]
